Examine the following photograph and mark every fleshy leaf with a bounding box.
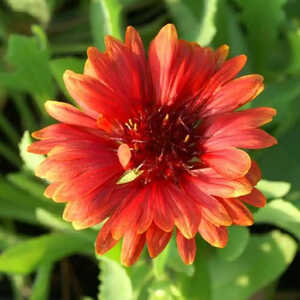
[217,227,250,261]
[255,199,300,239]
[5,0,50,24]
[90,0,124,51]
[0,233,92,274]
[209,231,297,300]
[165,0,218,46]
[256,180,291,199]
[98,257,133,300]
[19,131,45,172]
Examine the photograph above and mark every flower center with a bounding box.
[118,106,202,184]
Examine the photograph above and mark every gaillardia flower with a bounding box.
[28,24,277,266]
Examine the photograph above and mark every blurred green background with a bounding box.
[0,0,299,299]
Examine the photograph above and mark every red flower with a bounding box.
[28,24,277,266]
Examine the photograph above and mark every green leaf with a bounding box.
[98,257,133,300]
[19,131,45,172]
[165,235,194,276]
[255,199,300,240]
[238,0,286,72]
[117,169,143,184]
[7,172,46,201]
[257,124,300,197]
[217,227,250,261]
[287,28,300,74]
[209,231,297,300]
[253,79,300,136]
[179,240,212,300]
[30,263,53,300]
[0,34,55,112]
[0,177,60,224]
[153,243,170,279]
[0,233,91,274]
[5,0,50,24]
[165,0,218,46]
[90,0,124,51]
[256,180,291,199]
[213,0,252,72]
[50,57,85,102]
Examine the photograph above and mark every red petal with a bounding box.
[240,188,266,208]
[176,231,196,265]
[96,228,120,255]
[149,24,178,105]
[204,128,277,150]
[246,160,262,186]
[44,101,98,128]
[44,182,61,198]
[167,183,200,239]
[200,55,247,99]
[110,187,150,240]
[215,44,229,68]
[146,223,172,258]
[221,198,254,226]
[187,169,252,198]
[201,148,251,179]
[153,182,175,232]
[149,24,217,106]
[200,75,264,116]
[181,175,232,226]
[65,183,131,229]
[200,107,276,138]
[63,70,131,121]
[198,218,228,248]
[121,230,146,266]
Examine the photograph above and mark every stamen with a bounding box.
[162,113,169,126]
[184,134,190,143]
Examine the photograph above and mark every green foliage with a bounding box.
[19,131,45,172]
[0,233,91,274]
[237,0,287,73]
[5,0,50,24]
[29,263,53,300]
[256,180,291,199]
[50,57,85,102]
[165,0,218,46]
[90,0,124,51]
[209,231,297,300]
[0,0,300,298]
[255,199,300,239]
[0,34,55,113]
[98,257,133,300]
[217,227,250,261]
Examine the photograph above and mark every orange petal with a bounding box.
[201,74,264,116]
[204,128,277,150]
[201,148,251,179]
[96,228,120,255]
[215,44,229,68]
[146,223,172,258]
[201,55,247,99]
[198,218,228,248]
[239,187,266,208]
[221,198,254,226]
[63,70,131,121]
[121,230,146,266]
[44,101,98,128]
[176,231,196,265]
[246,160,262,186]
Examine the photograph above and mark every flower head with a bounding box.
[28,24,277,266]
